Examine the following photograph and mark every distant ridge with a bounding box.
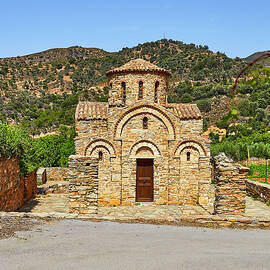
[244,50,270,66]
[0,46,109,63]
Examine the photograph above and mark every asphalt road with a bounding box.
[0,219,270,270]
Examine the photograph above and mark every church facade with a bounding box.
[74,59,214,212]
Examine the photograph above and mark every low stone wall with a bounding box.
[45,167,69,181]
[0,157,37,212]
[68,155,99,215]
[213,153,249,215]
[247,180,270,203]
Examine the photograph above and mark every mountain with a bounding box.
[244,50,270,66]
[0,39,265,135]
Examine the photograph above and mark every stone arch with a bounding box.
[174,140,207,157]
[129,140,161,157]
[84,139,116,156]
[114,105,176,139]
[89,145,110,156]
[136,146,154,156]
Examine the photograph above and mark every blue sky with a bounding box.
[0,0,269,58]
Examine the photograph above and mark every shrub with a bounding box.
[0,123,32,159]
[0,123,75,174]
[197,99,211,112]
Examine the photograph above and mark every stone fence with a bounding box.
[44,167,69,182]
[246,180,270,203]
[213,153,249,215]
[0,157,37,211]
[68,155,99,215]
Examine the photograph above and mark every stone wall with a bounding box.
[68,155,99,215]
[246,180,270,203]
[45,167,69,181]
[213,153,249,215]
[0,157,24,211]
[0,157,37,211]
[22,171,38,202]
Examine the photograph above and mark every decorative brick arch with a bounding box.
[84,139,116,156]
[174,140,207,157]
[129,140,161,157]
[89,145,110,156]
[114,105,176,139]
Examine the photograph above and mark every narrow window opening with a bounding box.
[110,82,112,88]
[138,81,143,99]
[187,152,191,161]
[98,151,103,161]
[154,81,159,103]
[121,82,126,104]
[143,117,148,129]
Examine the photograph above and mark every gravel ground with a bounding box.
[0,216,42,239]
[1,219,270,270]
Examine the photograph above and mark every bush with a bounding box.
[0,123,75,174]
[197,99,211,112]
[22,126,75,174]
[0,123,32,159]
[211,132,270,161]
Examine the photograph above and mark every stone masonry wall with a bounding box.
[0,157,37,211]
[68,155,99,215]
[213,153,249,215]
[0,157,24,211]
[246,180,270,203]
[45,167,69,181]
[22,171,37,202]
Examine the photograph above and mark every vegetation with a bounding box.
[211,132,270,161]
[210,65,270,161]
[0,123,75,174]
[248,164,270,178]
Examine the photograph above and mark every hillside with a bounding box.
[0,39,263,135]
[245,50,270,66]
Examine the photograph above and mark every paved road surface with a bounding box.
[0,220,270,270]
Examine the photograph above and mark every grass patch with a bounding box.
[248,164,270,178]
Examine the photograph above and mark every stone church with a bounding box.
[73,59,213,212]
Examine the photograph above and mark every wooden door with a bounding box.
[136,159,153,202]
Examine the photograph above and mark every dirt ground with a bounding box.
[0,216,42,239]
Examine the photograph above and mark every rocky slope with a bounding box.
[0,39,266,134]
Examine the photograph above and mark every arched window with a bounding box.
[98,151,103,161]
[143,117,148,129]
[138,81,143,99]
[154,81,159,103]
[121,82,126,104]
[187,152,191,161]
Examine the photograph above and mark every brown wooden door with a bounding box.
[136,159,153,202]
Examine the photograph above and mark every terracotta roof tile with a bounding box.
[75,101,108,120]
[166,103,202,120]
[107,59,171,76]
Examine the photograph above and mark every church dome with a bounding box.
[106,59,171,76]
